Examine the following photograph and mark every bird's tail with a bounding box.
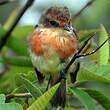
[50,77,66,108]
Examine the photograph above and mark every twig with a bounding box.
[0,0,35,51]
[0,0,14,5]
[81,43,91,54]
[6,93,32,100]
[64,33,95,73]
[64,34,110,74]
[72,0,94,21]
[77,37,110,57]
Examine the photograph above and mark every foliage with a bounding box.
[69,88,97,110]
[0,94,23,110]
[0,1,110,110]
[27,83,60,110]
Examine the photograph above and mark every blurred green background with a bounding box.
[0,0,110,30]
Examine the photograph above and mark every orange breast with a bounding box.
[30,28,77,58]
[30,31,44,55]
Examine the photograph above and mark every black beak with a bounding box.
[63,25,71,31]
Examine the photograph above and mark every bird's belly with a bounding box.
[29,48,68,76]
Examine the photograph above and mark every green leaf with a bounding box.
[12,86,27,94]
[15,71,38,88]
[0,26,28,56]
[77,67,110,82]
[64,107,75,110]
[84,89,110,110]
[12,26,34,39]
[78,29,98,42]
[7,37,28,56]
[99,24,109,65]
[69,88,96,110]
[12,72,41,94]
[19,76,42,99]
[74,81,110,98]
[90,64,110,80]
[0,94,5,104]
[27,83,60,110]
[0,66,33,94]
[0,56,32,67]
[0,103,23,110]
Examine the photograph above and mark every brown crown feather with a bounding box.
[45,6,71,25]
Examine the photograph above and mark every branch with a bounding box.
[64,33,95,73]
[77,37,110,58]
[64,36,110,74]
[0,0,14,5]
[0,0,35,51]
[72,0,94,21]
[6,93,32,100]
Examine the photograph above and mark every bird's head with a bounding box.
[39,6,72,31]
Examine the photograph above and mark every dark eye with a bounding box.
[49,20,59,27]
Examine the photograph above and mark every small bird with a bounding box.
[29,6,78,108]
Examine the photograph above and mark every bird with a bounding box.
[29,6,78,108]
